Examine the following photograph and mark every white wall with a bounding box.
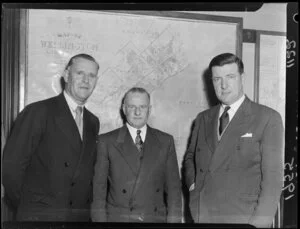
[183,3,287,101]
[185,3,287,32]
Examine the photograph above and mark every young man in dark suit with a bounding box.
[183,53,284,228]
[91,87,182,223]
[3,53,100,221]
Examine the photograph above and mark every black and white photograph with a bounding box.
[1,3,298,228]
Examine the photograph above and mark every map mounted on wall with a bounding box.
[26,10,241,165]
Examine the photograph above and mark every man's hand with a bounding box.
[189,183,195,191]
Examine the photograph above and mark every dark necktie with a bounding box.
[219,106,230,136]
[135,129,143,152]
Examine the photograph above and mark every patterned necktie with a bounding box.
[75,106,83,139]
[219,106,230,136]
[135,129,143,152]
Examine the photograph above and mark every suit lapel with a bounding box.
[131,126,161,198]
[55,93,82,154]
[209,97,253,172]
[82,109,96,160]
[113,126,139,175]
[72,109,97,180]
[205,105,220,154]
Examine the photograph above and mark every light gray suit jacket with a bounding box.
[183,97,284,228]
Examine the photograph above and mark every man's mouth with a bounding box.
[222,91,230,95]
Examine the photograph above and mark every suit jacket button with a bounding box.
[130,207,134,211]
[156,188,160,192]
[64,162,70,167]
[200,169,203,172]
[69,201,73,206]
[122,189,127,193]
[86,198,90,203]
[154,207,157,212]
[71,182,75,186]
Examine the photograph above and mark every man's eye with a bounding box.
[89,74,96,78]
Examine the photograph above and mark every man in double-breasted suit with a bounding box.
[183,53,284,228]
[91,87,182,223]
[3,54,100,221]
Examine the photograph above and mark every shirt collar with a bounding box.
[126,123,147,142]
[219,94,245,119]
[63,90,85,113]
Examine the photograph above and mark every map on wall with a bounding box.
[27,10,240,166]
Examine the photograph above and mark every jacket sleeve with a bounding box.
[248,110,284,228]
[165,136,182,223]
[182,115,201,189]
[91,136,109,222]
[2,104,46,208]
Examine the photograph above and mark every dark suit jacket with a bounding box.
[91,125,182,223]
[183,97,284,228]
[2,93,100,221]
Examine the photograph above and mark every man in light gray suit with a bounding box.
[183,53,284,228]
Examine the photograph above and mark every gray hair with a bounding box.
[123,87,150,104]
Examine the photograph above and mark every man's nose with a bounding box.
[82,74,89,83]
[134,107,141,115]
[221,78,228,89]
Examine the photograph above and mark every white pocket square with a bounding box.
[241,133,252,137]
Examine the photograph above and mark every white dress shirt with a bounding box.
[63,91,84,138]
[126,123,147,144]
[63,91,85,119]
[218,94,246,139]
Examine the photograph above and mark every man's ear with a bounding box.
[63,69,69,83]
[148,105,152,115]
[241,72,246,83]
[122,104,126,115]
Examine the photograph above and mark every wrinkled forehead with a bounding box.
[211,63,240,76]
[124,92,150,104]
[70,57,99,70]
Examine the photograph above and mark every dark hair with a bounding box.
[65,53,99,70]
[208,53,244,74]
[123,87,150,105]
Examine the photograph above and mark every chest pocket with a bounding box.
[229,137,261,168]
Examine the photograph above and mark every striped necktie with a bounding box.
[135,129,143,152]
